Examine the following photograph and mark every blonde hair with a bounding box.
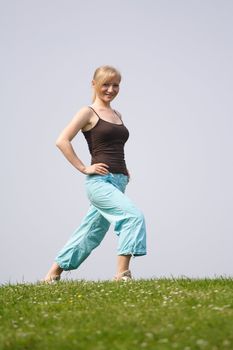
[92,65,121,102]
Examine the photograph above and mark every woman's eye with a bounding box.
[102,83,119,88]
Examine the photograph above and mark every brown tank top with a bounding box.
[82,107,130,175]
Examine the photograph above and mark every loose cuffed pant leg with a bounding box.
[55,173,147,271]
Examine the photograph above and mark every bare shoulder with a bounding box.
[114,109,123,119]
[56,106,93,142]
[70,106,93,128]
[74,106,92,120]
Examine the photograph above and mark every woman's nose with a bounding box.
[107,85,114,92]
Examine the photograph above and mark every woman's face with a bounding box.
[94,77,120,103]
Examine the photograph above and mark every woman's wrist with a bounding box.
[79,165,87,174]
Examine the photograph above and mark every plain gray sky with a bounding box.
[1,0,233,284]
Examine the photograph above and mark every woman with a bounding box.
[44,65,147,282]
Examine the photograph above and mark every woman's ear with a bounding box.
[91,79,96,88]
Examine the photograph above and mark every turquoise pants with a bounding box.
[55,173,147,271]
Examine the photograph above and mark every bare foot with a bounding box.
[114,270,132,281]
[43,262,63,283]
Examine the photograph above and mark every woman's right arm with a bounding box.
[56,107,109,175]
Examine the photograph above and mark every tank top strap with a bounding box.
[88,106,100,118]
[113,109,122,120]
[89,106,123,125]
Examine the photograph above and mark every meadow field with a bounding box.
[0,278,232,350]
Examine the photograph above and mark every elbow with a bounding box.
[55,138,62,148]
[56,138,66,149]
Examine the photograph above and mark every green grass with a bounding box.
[0,278,232,350]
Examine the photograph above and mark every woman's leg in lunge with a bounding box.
[86,174,147,279]
[43,204,110,282]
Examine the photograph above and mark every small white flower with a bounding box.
[140,342,147,348]
[196,339,208,347]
